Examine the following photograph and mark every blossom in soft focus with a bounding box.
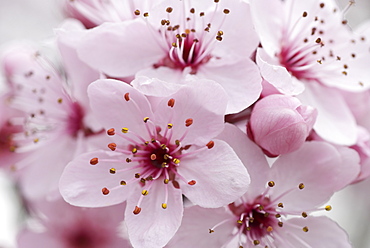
[168,124,360,247]
[247,94,317,156]
[59,78,250,247]
[17,199,130,248]
[73,0,262,113]
[250,0,370,145]
[1,44,104,200]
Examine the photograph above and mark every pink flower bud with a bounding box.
[248,94,317,156]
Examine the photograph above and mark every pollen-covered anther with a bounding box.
[142,189,149,196]
[278,221,283,227]
[132,148,138,154]
[120,181,127,185]
[302,226,309,232]
[164,178,169,184]
[206,141,215,149]
[167,123,173,129]
[253,240,260,245]
[121,127,129,133]
[173,158,180,164]
[90,157,99,165]
[135,173,140,178]
[237,219,243,224]
[185,118,193,127]
[108,143,117,151]
[133,206,141,215]
[143,117,149,123]
[107,128,115,136]
[126,158,132,163]
[124,93,130,101]
[102,187,110,195]
[266,226,273,232]
[162,203,167,209]
[302,212,308,218]
[168,98,175,107]
[278,202,284,208]
[188,180,197,185]
[325,205,332,211]
[298,183,305,190]
[33,138,39,143]
[342,71,348,76]
[268,181,275,187]
[143,12,149,17]
[109,168,116,174]
[134,9,140,15]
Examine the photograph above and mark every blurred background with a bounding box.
[0,0,369,247]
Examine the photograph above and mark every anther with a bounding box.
[33,138,39,143]
[188,180,197,185]
[109,168,116,174]
[120,181,127,185]
[126,158,132,163]
[237,220,243,224]
[166,7,173,13]
[278,203,284,208]
[134,9,140,15]
[315,38,322,43]
[223,9,230,14]
[102,187,110,195]
[164,178,169,184]
[275,214,281,218]
[142,190,149,196]
[216,36,223,41]
[161,144,167,150]
[320,3,325,8]
[90,157,99,165]
[168,98,175,107]
[342,71,348,76]
[107,128,115,136]
[167,123,173,129]
[133,206,141,215]
[298,183,305,190]
[143,12,149,17]
[132,148,138,154]
[302,226,309,232]
[108,143,117,151]
[200,12,205,17]
[185,118,193,127]
[190,8,195,14]
[121,127,129,133]
[206,141,215,149]
[135,173,140,178]
[268,181,275,187]
[303,11,308,17]
[278,222,283,227]
[143,117,149,123]
[253,240,260,245]
[209,229,214,233]
[175,140,180,146]
[325,205,332,211]
[173,158,180,164]
[266,226,273,232]
[302,212,308,218]
[124,93,130,101]
[162,203,167,209]
[57,98,63,104]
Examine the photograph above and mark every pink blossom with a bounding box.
[75,0,262,113]
[17,199,130,248]
[247,94,317,156]
[250,0,370,145]
[168,124,359,247]
[59,78,250,247]
[1,44,104,200]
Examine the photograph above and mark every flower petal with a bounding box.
[179,139,250,208]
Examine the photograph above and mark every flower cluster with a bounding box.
[0,0,369,247]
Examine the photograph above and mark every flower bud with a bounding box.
[247,94,317,156]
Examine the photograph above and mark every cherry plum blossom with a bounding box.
[59,78,250,247]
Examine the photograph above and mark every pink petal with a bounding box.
[269,141,360,212]
[216,123,270,200]
[77,19,164,77]
[154,79,227,146]
[278,216,351,248]
[167,206,235,248]
[125,180,183,248]
[298,82,357,145]
[179,139,250,208]
[88,79,154,140]
[197,56,262,114]
[59,150,136,207]
[17,230,64,248]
